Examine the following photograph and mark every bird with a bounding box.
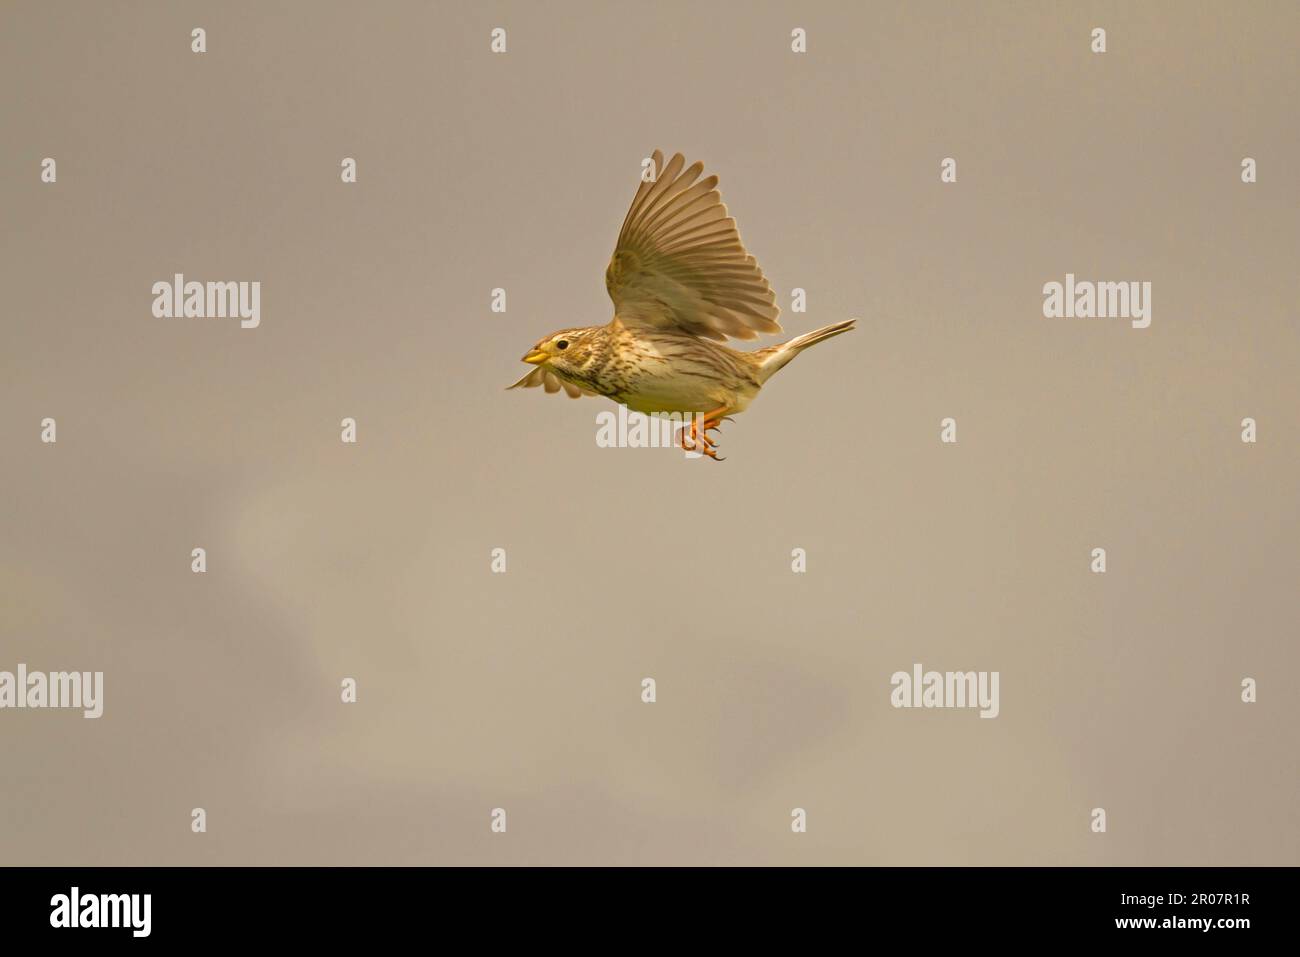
[508,149,855,459]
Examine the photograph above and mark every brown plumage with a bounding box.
[509,150,856,457]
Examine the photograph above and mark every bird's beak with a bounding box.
[521,350,547,365]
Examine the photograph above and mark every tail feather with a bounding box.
[757,319,856,382]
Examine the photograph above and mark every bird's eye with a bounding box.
[556,340,569,350]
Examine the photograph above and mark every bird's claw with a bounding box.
[682,411,730,461]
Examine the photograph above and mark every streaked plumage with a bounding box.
[509,150,855,456]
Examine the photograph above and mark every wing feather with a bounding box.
[506,367,592,399]
[605,150,781,343]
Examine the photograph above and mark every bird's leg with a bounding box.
[682,408,731,461]
[701,407,733,433]
[680,416,714,457]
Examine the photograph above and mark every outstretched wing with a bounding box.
[604,150,782,343]
[506,366,593,399]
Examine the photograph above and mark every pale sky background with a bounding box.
[1,0,1297,865]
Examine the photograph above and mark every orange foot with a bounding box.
[681,407,733,461]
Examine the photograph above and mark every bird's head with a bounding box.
[521,328,595,373]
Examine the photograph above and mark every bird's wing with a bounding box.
[506,366,592,399]
[604,150,782,343]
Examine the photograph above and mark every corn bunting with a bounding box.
[509,149,855,459]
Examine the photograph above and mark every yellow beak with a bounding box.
[522,350,547,365]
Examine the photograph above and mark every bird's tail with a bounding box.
[756,319,856,383]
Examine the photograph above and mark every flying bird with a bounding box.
[509,150,855,459]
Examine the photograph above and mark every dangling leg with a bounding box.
[681,407,732,461]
